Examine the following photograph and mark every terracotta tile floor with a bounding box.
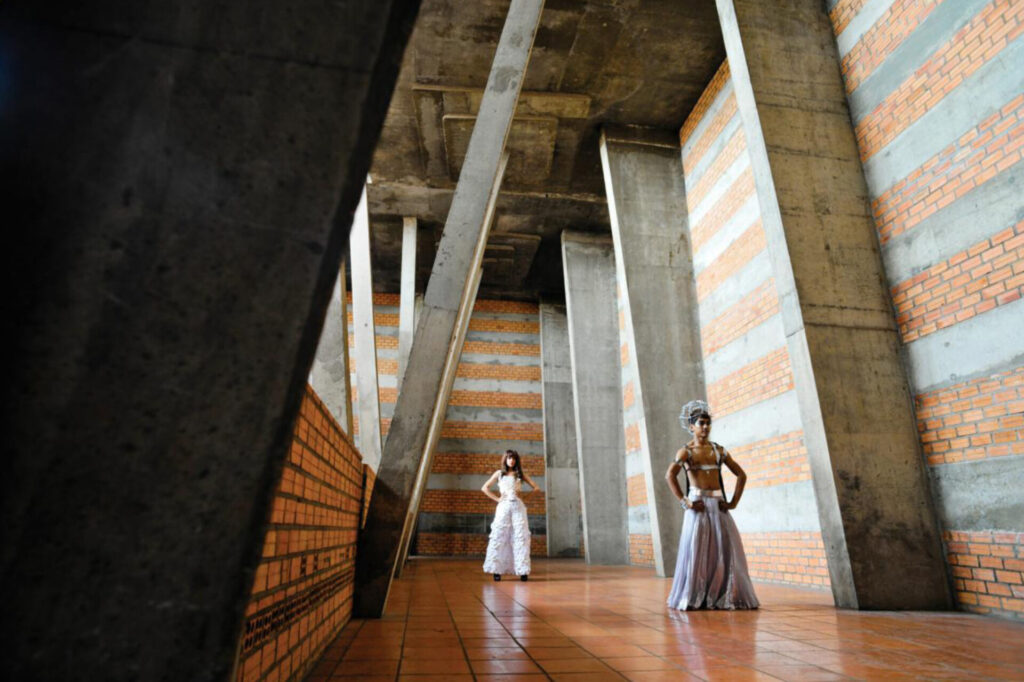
[309,558,1024,681]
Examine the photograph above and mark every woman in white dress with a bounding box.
[481,450,538,581]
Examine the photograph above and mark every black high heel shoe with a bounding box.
[520,575,528,582]
[493,574,501,581]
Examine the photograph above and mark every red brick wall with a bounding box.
[351,295,547,557]
[892,219,1024,343]
[851,1,1023,161]
[235,386,369,682]
[945,530,1024,616]
[917,366,1024,466]
[628,534,654,567]
[834,0,1024,619]
[742,532,831,587]
[680,60,827,590]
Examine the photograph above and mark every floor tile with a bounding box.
[399,646,466,660]
[305,558,1024,682]
[465,646,530,660]
[527,645,594,660]
[398,657,471,674]
[470,658,544,674]
[602,656,681,671]
[540,657,617,673]
[622,671,702,682]
[330,659,399,676]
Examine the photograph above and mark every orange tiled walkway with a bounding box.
[311,558,1024,681]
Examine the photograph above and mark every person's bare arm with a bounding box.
[666,448,703,511]
[481,470,502,502]
[521,471,540,497]
[720,451,747,510]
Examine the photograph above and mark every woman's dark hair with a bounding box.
[501,449,524,479]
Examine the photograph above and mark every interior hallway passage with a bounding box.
[309,558,1024,681]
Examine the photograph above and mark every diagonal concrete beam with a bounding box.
[309,262,354,435]
[354,0,545,616]
[599,126,704,576]
[393,153,507,578]
[350,185,383,470]
[715,0,951,609]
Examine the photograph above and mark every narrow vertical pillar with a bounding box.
[397,217,417,392]
[354,0,545,617]
[309,262,354,434]
[339,260,355,437]
[350,186,383,470]
[561,232,629,565]
[599,127,704,576]
[715,0,951,608]
[539,302,583,557]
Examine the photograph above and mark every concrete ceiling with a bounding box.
[366,0,725,300]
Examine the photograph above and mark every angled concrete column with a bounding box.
[394,155,507,577]
[599,127,704,576]
[354,0,544,617]
[715,0,951,609]
[539,302,583,557]
[0,1,419,677]
[350,186,384,470]
[309,262,354,434]
[561,232,629,565]
[397,217,418,392]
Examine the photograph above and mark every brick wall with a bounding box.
[945,530,1024,616]
[235,386,369,682]
[350,295,546,557]
[831,0,1024,620]
[680,60,828,589]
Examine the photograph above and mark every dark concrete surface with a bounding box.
[0,1,419,678]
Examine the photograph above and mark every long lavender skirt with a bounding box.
[666,491,759,610]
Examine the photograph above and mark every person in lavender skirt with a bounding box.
[665,399,759,610]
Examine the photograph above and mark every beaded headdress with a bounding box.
[679,399,712,430]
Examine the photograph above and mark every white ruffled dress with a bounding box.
[482,473,531,576]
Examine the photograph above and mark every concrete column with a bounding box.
[397,217,417,392]
[561,232,629,565]
[354,0,544,617]
[599,127,705,576]
[539,302,583,557]
[0,1,419,677]
[309,262,354,434]
[715,0,951,609]
[350,186,384,470]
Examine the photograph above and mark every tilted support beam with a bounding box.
[354,0,545,616]
[393,155,507,578]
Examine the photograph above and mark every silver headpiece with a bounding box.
[679,399,711,430]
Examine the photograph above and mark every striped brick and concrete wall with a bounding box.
[616,283,655,567]
[679,61,830,589]
[235,386,369,682]
[829,0,1024,619]
[349,294,547,557]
